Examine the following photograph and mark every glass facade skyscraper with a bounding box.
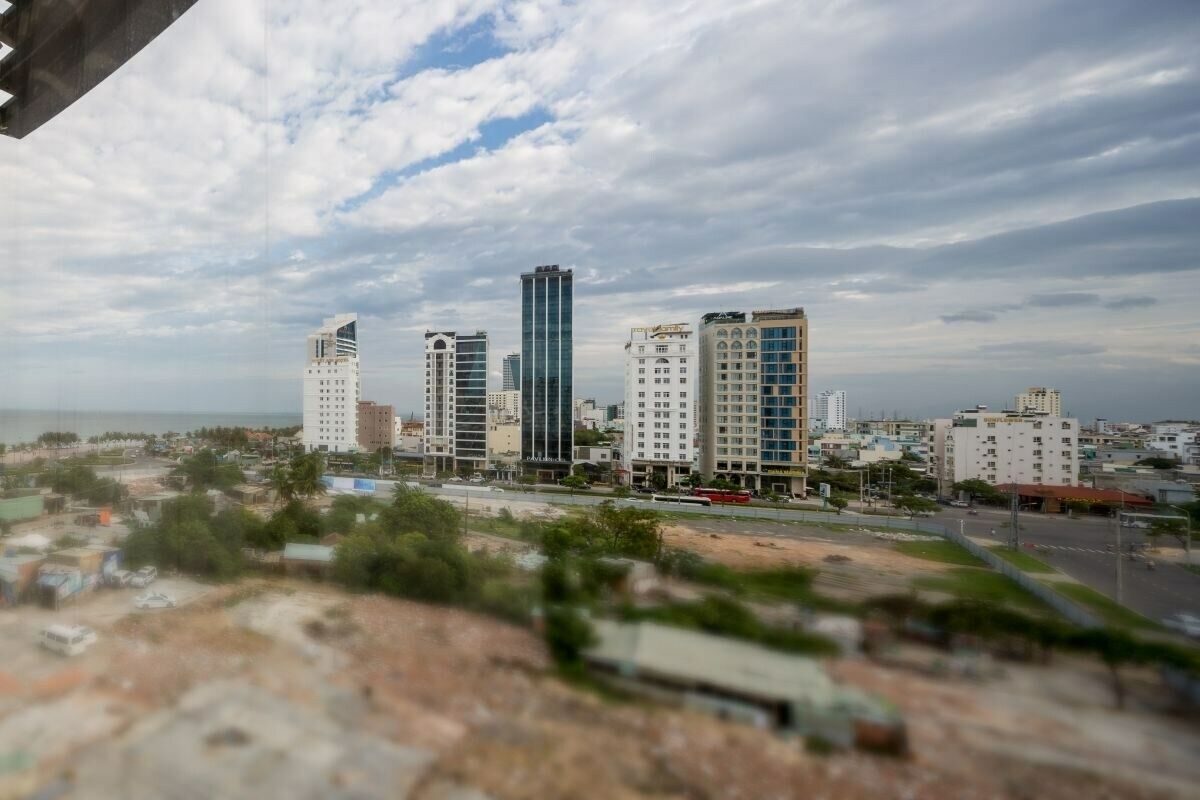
[520,265,573,472]
[502,353,521,391]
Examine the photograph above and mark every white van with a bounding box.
[40,625,98,656]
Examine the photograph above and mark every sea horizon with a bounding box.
[0,408,303,446]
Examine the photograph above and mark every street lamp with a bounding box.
[1169,505,1193,566]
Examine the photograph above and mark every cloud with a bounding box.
[976,341,1106,358]
[941,310,999,324]
[1104,294,1158,310]
[1,0,1199,421]
[1025,292,1101,307]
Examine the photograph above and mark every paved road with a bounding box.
[939,506,1200,622]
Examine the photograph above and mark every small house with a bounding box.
[281,543,335,579]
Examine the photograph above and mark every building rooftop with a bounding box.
[282,543,336,563]
[586,620,835,705]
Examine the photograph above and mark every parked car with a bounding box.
[469,474,485,484]
[130,566,158,588]
[108,569,134,587]
[1162,613,1200,638]
[134,592,177,609]
[40,625,97,657]
[448,476,464,483]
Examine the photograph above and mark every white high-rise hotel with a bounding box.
[623,324,696,488]
[302,314,361,452]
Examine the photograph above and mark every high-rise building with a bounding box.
[814,390,847,431]
[623,323,696,489]
[423,330,489,475]
[356,401,395,453]
[502,353,521,391]
[698,309,808,496]
[934,406,1078,490]
[302,314,361,453]
[1014,387,1061,416]
[520,265,573,477]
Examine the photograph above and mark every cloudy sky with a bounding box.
[1,0,1198,421]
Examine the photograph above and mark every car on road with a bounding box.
[1162,613,1200,638]
[40,624,97,656]
[448,476,464,483]
[130,566,158,588]
[949,500,969,508]
[134,591,177,609]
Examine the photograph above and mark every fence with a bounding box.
[379,480,1106,627]
[938,525,1101,628]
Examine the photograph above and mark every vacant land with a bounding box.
[1053,583,1162,630]
[2,578,1197,798]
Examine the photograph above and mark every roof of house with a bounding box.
[585,620,835,705]
[1005,484,1155,505]
[282,543,335,563]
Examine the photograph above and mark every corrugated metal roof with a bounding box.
[586,620,835,705]
[282,543,336,563]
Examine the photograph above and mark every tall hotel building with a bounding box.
[623,324,696,488]
[520,265,573,479]
[423,331,489,475]
[302,314,361,453]
[698,309,808,496]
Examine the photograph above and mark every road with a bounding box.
[938,506,1200,623]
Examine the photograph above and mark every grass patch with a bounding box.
[1052,583,1161,630]
[894,540,986,567]
[913,567,1047,612]
[989,546,1056,573]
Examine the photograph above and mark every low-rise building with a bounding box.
[487,421,520,458]
[584,620,904,750]
[934,406,1079,492]
[281,543,335,578]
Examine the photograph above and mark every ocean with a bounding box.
[0,409,302,446]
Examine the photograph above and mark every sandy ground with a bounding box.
[662,521,957,602]
[1,577,1196,798]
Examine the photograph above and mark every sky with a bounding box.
[1,0,1198,422]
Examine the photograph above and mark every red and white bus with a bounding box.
[691,487,752,504]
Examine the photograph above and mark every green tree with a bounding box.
[952,479,1004,504]
[268,463,294,507]
[827,496,848,514]
[895,495,938,517]
[384,485,460,540]
[561,474,588,490]
[1133,456,1180,470]
[289,452,327,498]
[176,449,243,491]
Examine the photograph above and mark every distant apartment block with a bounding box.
[623,323,696,489]
[1014,387,1062,416]
[302,314,361,453]
[356,401,395,453]
[394,417,424,453]
[521,265,573,477]
[699,309,808,496]
[813,390,847,432]
[934,406,1079,492]
[487,389,521,421]
[424,331,488,475]
[502,352,521,391]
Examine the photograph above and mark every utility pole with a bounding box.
[1169,505,1192,566]
[1009,482,1019,549]
[858,469,864,513]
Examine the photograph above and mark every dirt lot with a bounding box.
[662,521,958,602]
[0,577,1196,798]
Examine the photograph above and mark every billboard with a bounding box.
[353,478,377,493]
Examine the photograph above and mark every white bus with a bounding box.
[651,494,712,507]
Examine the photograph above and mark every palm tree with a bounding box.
[290,452,327,499]
[269,463,295,508]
